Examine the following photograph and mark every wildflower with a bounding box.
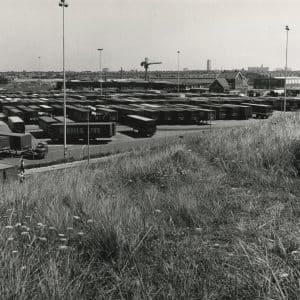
[154,209,162,214]
[37,223,45,227]
[7,237,14,242]
[78,231,85,236]
[60,238,68,243]
[38,237,47,242]
[291,250,300,255]
[21,231,29,236]
[58,245,68,250]
[214,243,220,247]
[87,219,93,224]
[21,266,26,271]
[21,225,28,230]
[14,223,21,227]
[279,272,289,278]
[195,227,202,233]
[12,250,18,254]
[66,227,73,231]
[73,216,80,220]
[5,225,13,229]
[49,226,56,231]
[58,233,65,237]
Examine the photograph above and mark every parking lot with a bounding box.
[0,118,262,168]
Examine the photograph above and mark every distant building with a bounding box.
[207,59,212,71]
[209,78,230,93]
[248,65,269,72]
[217,70,248,92]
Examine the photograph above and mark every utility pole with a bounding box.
[284,25,290,112]
[59,0,69,159]
[97,48,103,96]
[177,50,180,93]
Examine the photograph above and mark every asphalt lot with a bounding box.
[0,118,263,168]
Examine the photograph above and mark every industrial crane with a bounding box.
[140,57,162,81]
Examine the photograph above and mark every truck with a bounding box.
[0,132,32,152]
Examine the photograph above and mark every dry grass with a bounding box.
[1,112,300,299]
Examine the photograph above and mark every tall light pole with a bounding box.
[38,56,41,87]
[97,48,103,96]
[284,25,290,112]
[177,50,180,93]
[59,0,68,160]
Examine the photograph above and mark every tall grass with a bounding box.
[1,112,300,299]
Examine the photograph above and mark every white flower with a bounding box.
[58,245,68,250]
[87,219,93,224]
[21,231,29,236]
[154,209,162,214]
[7,237,14,242]
[14,223,21,227]
[5,225,13,229]
[73,216,80,220]
[66,227,73,231]
[78,231,85,236]
[12,250,18,254]
[38,237,47,242]
[58,233,65,237]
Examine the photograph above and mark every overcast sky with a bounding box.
[0,0,299,72]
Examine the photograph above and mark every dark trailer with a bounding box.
[0,132,32,152]
[49,122,116,142]
[16,105,38,123]
[124,115,156,137]
[3,106,24,118]
[7,116,25,133]
[241,103,272,118]
[38,116,58,135]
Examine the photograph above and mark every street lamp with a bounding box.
[59,0,69,159]
[86,106,96,164]
[38,56,41,87]
[97,48,103,96]
[284,25,290,112]
[177,50,180,93]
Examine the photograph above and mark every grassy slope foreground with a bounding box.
[1,112,300,299]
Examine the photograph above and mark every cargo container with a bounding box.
[0,132,32,151]
[241,103,272,118]
[0,136,10,152]
[38,116,57,134]
[49,122,116,142]
[16,105,38,123]
[7,116,25,133]
[53,116,74,123]
[124,115,156,137]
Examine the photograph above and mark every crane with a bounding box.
[140,57,162,81]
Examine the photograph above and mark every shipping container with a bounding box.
[124,115,156,137]
[49,122,116,142]
[7,116,25,133]
[0,132,32,151]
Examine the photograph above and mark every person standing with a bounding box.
[20,156,25,173]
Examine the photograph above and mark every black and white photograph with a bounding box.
[0,0,300,298]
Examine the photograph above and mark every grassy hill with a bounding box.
[1,112,300,299]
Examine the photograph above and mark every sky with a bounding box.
[0,0,300,72]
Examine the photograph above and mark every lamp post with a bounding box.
[97,48,103,96]
[284,25,290,112]
[38,56,41,87]
[87,106,96,164]
[177,50,180,93]
[59,0,68,159]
